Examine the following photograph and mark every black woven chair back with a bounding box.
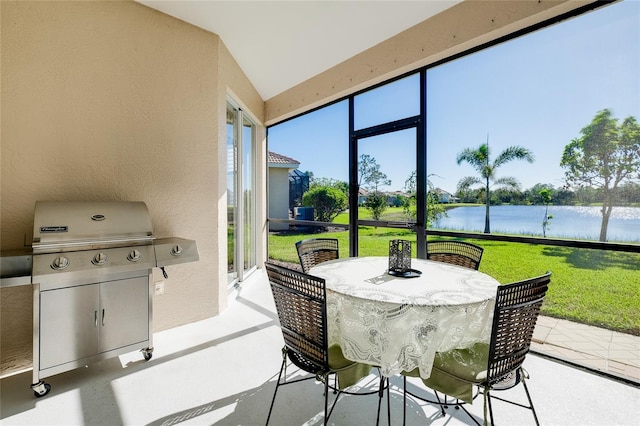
[295,238,339,273]
[427,240,484,270]
[265,262,329,374]
[487,272,551,387]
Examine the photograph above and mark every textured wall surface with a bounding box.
[268,168,291,231]
[0,0,263,375]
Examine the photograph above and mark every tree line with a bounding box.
[297,109,639,242]
[439,108,639,241]
[455,181,640,206]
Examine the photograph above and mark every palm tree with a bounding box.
[456,141,534,233]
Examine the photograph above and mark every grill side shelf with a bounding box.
[154,237,199,268]
[0,251,33,288]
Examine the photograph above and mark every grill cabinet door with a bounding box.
[99,277,149,353]
[39,284,100,370]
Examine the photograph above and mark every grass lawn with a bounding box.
[269,207,640,335]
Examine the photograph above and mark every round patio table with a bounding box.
[309,256,500,379]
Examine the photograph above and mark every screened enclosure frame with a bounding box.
[266,0,640,257]
[348,69,427,258]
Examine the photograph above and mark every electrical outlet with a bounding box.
[154,281,165,295]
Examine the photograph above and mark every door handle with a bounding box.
[102,309,105,326]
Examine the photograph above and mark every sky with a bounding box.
[268,0,639,194]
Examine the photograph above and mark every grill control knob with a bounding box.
[170,245,183,256]
[127,249,142,262]
[51,256,70,270]
[92,253,108,265]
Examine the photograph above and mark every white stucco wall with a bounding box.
[0,0,263,375]
[268,168,291,231]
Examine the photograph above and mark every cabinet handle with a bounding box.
[95,310,98,327]
[102,309,105,326]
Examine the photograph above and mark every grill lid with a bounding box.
[32,201,153,253]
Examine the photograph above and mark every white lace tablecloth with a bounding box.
[309,256,499,379]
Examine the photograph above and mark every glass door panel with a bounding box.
[226,103,238,285]
[242,115,256,272]
[227,100,257,287]
[356,128,418,257]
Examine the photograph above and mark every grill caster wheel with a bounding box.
[142,348,153,361]
[32,381,51,398]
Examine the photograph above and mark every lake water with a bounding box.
[432,205,640,243]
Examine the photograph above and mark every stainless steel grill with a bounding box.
[27,200,198,397]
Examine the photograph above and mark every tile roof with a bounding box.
[268,151,300,165]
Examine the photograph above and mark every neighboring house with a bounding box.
[358,187,370,205]
[359,189,408,207]
[386,190,408,207]
[288,169,309,210]
[433,188,459,203]
[268,151,300,231]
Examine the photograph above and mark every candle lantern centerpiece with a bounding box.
[388,239,412,275]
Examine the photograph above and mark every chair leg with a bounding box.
[483,372,539,426]
[402,375,446,422]
[273,366,390,425]
[485,388,494,426]
[374,375,390,426]
[324,379,330,426]
[325,375,344,423]
[522,377,540,426]
[403,376,407,426]
[433,390,446,415]
[265,357,287,426]
[375,377,382,426]
[386,377,391,426]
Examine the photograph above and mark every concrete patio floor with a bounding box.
[2,269,639,425]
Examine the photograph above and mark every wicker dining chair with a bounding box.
[264,262,388,426]
[426,240,484,270]
[405,271,551,426]
[295,238,339,273]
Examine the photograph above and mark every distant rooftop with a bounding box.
[268,151,300,167]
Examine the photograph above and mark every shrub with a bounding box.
[364,191,388,220]
[302,186,348,222]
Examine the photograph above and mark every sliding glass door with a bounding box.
[227,100,257,288]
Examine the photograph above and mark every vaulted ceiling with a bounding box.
[137,1,461,100]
